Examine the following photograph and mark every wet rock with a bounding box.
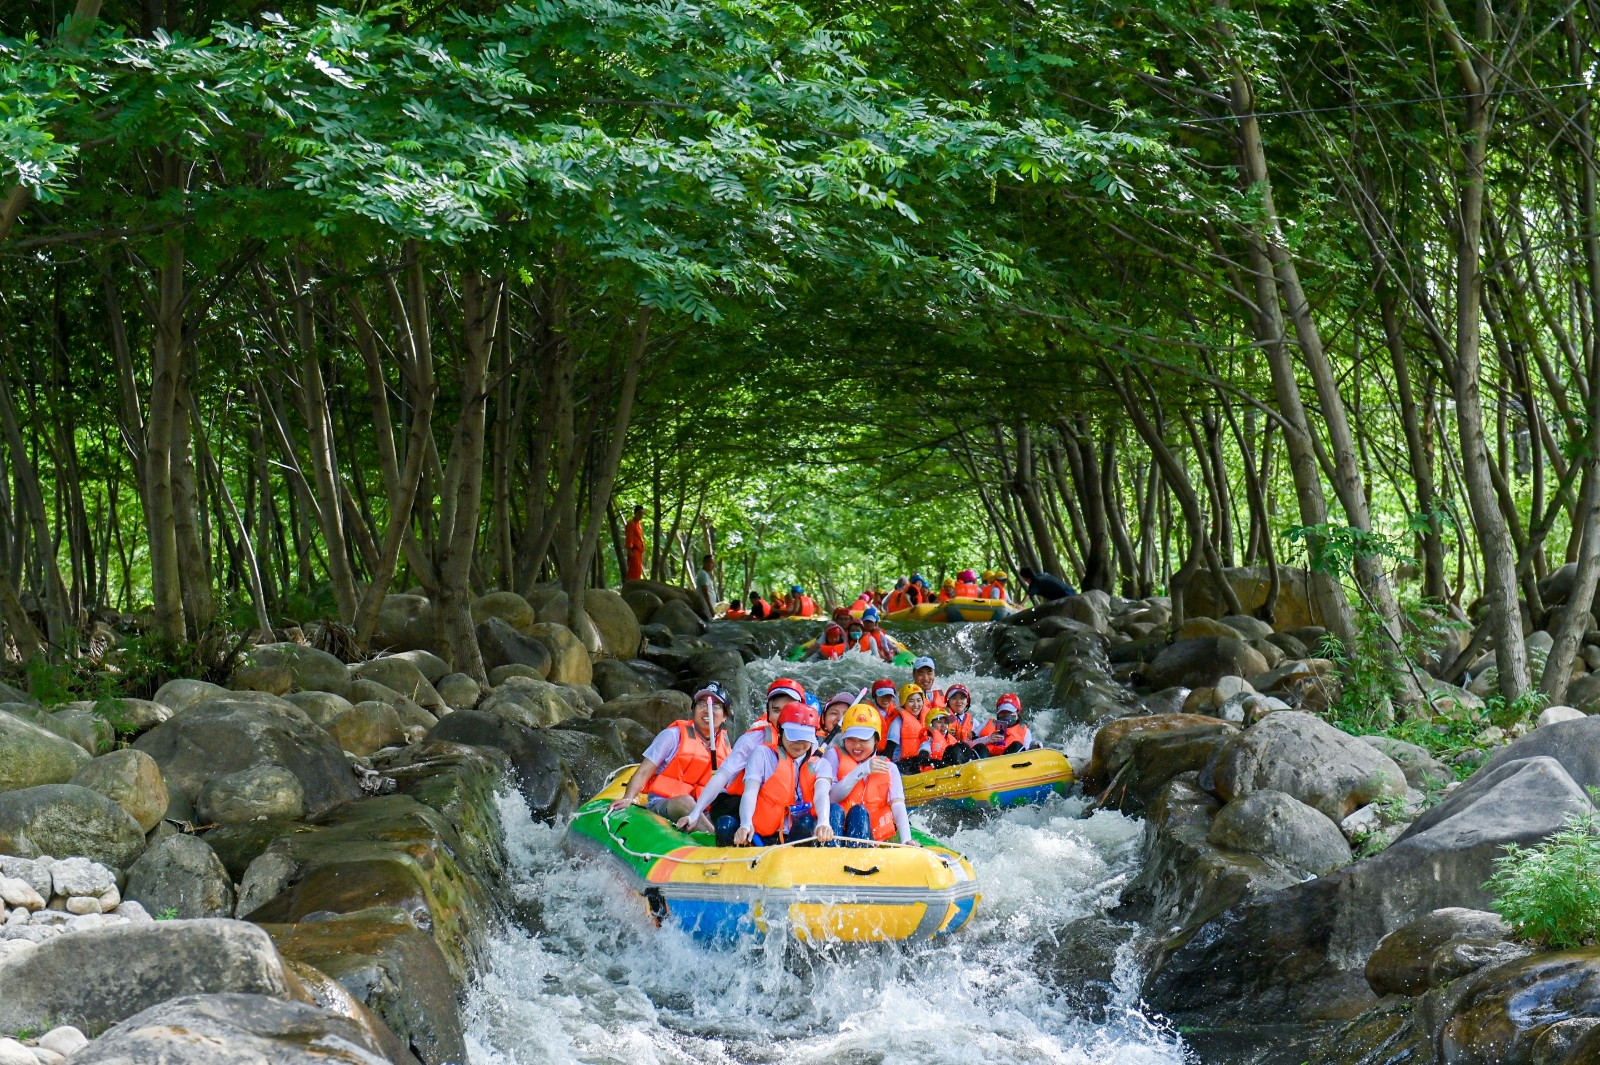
[1357,735,1453,790]
[595,690,691,734]
[1364,908,1519,997]
[378,742,510,886]
[203,819,315,881]
[1440,949,1600,1065]
[434,673,480,713]
[480,676,577,729]
[265,907,464,1065]
[470,590,537,634]
[328,702,406,757]
[649,599,706,638]
[475,616,552,678]
[0,710,91,794]
[286,690,357,728]
[585,588,643,660]
[1138,687,1191,716]
[70,750,168,832]
[1145,637,1270,691]
[237,644,352,698]
[1208,790,1351,875]
[0,920,292,1036]
[424,711,577,822]
[1143,753,1593,1032]
[350,659,445,714]
[591,659,654,701]
[1212,712,1407,821]
[1083,713,1232,794]
[1053,632,1142,725]
[70,993,390,1064]
[124,834,234,918]
[197,766,307,825]
[135,695,360,821]
[0,784,144,869]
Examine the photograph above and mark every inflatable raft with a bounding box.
[885,597,1013,624]
[785,638,913,664]
[901,749,1075,810]
[567,769,980,944]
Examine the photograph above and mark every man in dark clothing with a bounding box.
[1018,566,1077,603]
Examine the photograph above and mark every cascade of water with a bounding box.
[463,631,1187,1065]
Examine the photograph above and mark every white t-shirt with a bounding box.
[695,567,717,609]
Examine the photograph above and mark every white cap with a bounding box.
[912,656,936,671]
[841,725,879,742]
[780,723,818,744]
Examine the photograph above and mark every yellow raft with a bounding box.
[885,597,1014,623]
[567,768,980,944]
[901,749,1075,810]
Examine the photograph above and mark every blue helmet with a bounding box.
[791,584,804,594]
[862,606,880,622]
[804,692,821,712]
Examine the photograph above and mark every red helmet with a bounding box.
[996,692,1022,717]
[872,679,897,701]
[946,683,972,703]
[767,677,806,705]
[777,703,820,730]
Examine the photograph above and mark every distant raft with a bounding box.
[901,749,1075,810]
[784,637,914,664]
[885,597,1014,623]
[566,769,981,944]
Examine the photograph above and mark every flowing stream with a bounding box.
[464,625,1186,1065]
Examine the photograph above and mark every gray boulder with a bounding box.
[480,676,577,729]
[283,690,355,728]
[434,672,481,713]
[236,643,351,697]
[1145,637,1270,690]
[350,657,445,713]
[134,695,360,822]
[1207,790,1351,875]
[527,622,593,686]
[471,590,537,633]
[1364,908,1521,997]
[326,702,406,756]
[0,921,293,1037]
[150,679,228,716]
[0,784,145,868]
[71,993,389,1064]
[124,834,235,918]
[196,766,306,825]
[372,594,441,658]
[591,659,654,702]
[70,749,168,832]
[595,690,691,734]
[0,709,91,793]
[585,588,644,659]
[1358,735,1454,790]
[649,599,706,637]
[424,711,577,821]
[57,698,171,738]
[474,616,552,677]
[1212,712,1407,822]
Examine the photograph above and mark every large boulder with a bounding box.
[470,590,538,634]
[70,750,168,832]
[1364,908,1520,998]
[527,622,593,686]
[649,599,706,637]
[479,676,577,729]
[151,679,228,716]
[69,993,390,1065]
[1211,712,1407,822]
[1083,714,1233,794]
[134,695,360,822]
[475,616,552,678]
[196,766,306,825]
[56,698,172,739]
[0,784,145,868]
[326,702,406,756]
[1357,735,1454,790]
[434,672,481,713]
[124,833,235,918]
[1437,949,1600,1065]
[424,711,578,821]
[1144,637,1270,691]
[349,658,445,714]
[284,690,356,728]
[1207,790,1351,876]
[372,594,441,658]
[585,588,643,659]
[236,644,352,698]
[591,659,654,702]
[0,709,91,793]
[1186,565,1324,630]
[0,919,292,1035]
[596,690,692,734]
[1143,754,1593,1032]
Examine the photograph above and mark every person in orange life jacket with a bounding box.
[678,676,807,844]
[870,678,899,752]
[910,657,946,711]
[938,577,956,604]
[887,682,932,773]
[989,571,1011,602]
[938,684,982,765]
[808,622,848,661]
[844,617,866,647]
[952,568,982,599]
[724,599,750,620]
[883,579,913,615]
[924,708,954,764]
[856,608,896,661]
[747,592,773,620]
[820,691,853,747]
[780,584,816,618]
[979,570,1003,600]
[971,693,1036,756]
[609,682,732,828]
[825,704,916,845]
[908,574,930,604]
[731,703,838,846]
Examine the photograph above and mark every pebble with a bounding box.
[37,1027,87,1058]
[50,857,113,899]
[97,884,120,911]
[0,877,43,911]
[112,900,152,922]
[64,897,102,916]
[0,858,51,900]
[5,907,28,926]
[0,1039,35,1065]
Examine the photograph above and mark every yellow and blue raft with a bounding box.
[901,749,1075,810]
[885,597,1014,623]
[566,768,980,944]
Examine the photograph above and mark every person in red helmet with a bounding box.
[952,568,982,598]
[971,693,1035,756]
[678,677,806,844]
[609,682,732,828]
[731,702,838,846]
[870,678,899,754]
[808,622,849,661]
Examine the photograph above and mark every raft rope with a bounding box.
[599,809,960,871]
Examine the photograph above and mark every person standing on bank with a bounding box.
[625,505,647,582]
[696,553,718,615]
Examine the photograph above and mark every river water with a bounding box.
[463,625,1187,1065]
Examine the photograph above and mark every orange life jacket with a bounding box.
[884,588,911,613]
[723,720,776,796]
[923,689,947,712]
[946,710,975,742]
[856,630,895,659]
[724,608,749,620]
[875,705,896,754]
[836,752,896,841]
[818,640,847,660]
[953,581,981,598]
[977,720,1029,755]
[646,721,731,799]
[937,589,953,603]
[896,708,928,761]
[979,583,1003,600]
[928,729,951,763]
[751,751,820,839]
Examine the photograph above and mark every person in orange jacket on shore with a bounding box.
[624,505,647,582]
[609,682,731,828]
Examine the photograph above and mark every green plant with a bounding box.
[156,907,179,921]
[1482,691,1548,732]
[12,1028,35,1042]
[1488,798,1600,949]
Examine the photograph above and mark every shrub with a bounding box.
[1487,801,1600,949]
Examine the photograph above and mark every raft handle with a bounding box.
[1009,761,1033,769]
[843,865,880,876]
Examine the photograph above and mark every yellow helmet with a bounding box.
[995,571,1008,582]
[898,682,924,706]
[942,577,956,589]
[842,704,883,738]
[980,570,994,581]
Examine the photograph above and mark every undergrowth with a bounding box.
[1489,793,1600,949]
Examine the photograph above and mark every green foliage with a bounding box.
[1285,522,1415,580]
[1489,798,1600,949]
[155,906,179,921]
